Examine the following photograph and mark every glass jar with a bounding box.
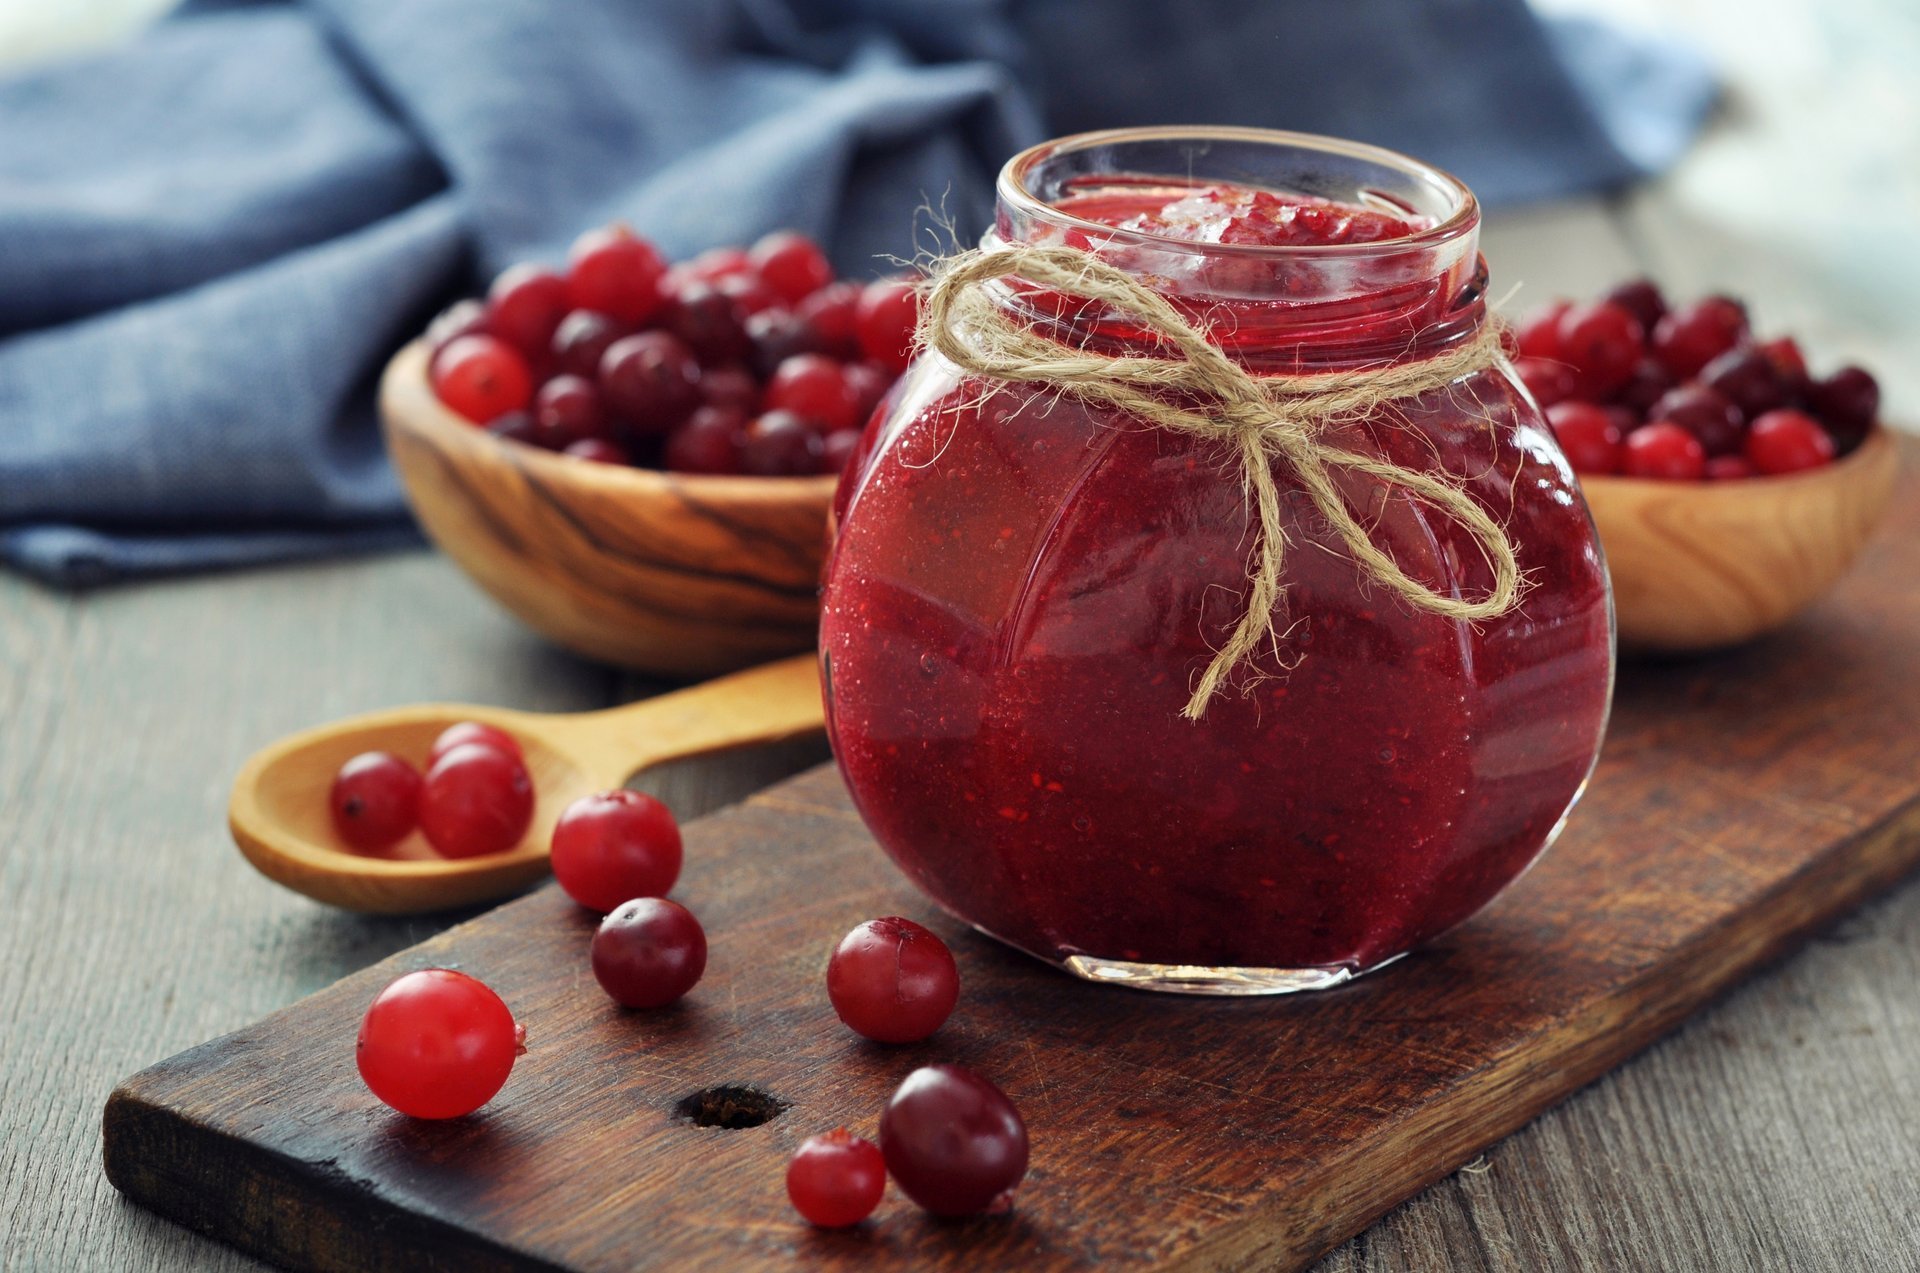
[819,127,1614,994]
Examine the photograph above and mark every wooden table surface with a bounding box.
[4,1,1918,1269]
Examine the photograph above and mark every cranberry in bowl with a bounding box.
[819,127,1615,994]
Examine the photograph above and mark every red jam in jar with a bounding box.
[820,128,1614,993]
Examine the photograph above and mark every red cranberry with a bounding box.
[844,362,895,421]
[787,1129,886,1228]
[664,406,746,475]
[1745,409,1835,475]
[1700,347,1790,421]
[426,298,491,355]
[329,752,422,852]
[550,310,630,380]
[716,272,783,318]
[591,897,707,1008]
[532,375,609,449]
[797,280,864,358]
[1705,455,1756,481]
[765,354,859,432]
[880,1065,1029,1217]
[699,364,761,415]
[855,279,920,371]
[826,917,959,1044]
[740,411,824,476]
[1621,421,1707,481]
[680,246,755,285]
[750,230,834,304]
[1648,384,1744,456]
[1514,356,1579,409]
[1807,366,1879,441]
[566,224,666,325]
[563,437,629,465]
[1613,359,1674,416]
[428,721,524,769]
[819,428,863,476]
[419,743,534,859]
[1544,401,1622,476]
[658,282,752,366]
[746,309,828,379]
[1651,296,1748,379]
[600,332,701,433]
[486,411,539,447]
[357,970,521,1120]
[1554,300,1643,397]
[1515,300,1569,360]
[1602,278,1669,332]
[485,265,572,358]
[550,789,682,912]
[431,335,533,424]
[1756,336,1808,381]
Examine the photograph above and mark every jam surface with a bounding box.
[820,181,1612,974]
[1070,183,1425,247]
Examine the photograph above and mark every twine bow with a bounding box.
[915,243,1523,720]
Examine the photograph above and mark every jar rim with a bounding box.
[997,125,1480,260]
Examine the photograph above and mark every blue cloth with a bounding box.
[0,0,1716,586]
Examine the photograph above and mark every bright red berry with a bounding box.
[680,246,755,285]
[428,721,525,769]
[699,364,761,415]
[419,743,534,859]
[880,1065,1029,1217]
[1704,455,1756,481]
[751,230,835,304]
[532,375,609,449]
[600,332,701,433]
[591,897,707,1008]
[764,354,858,432]
[1555,300,1643,397]
[1651,296,1747,379]
[1514,356,1579,409]
[1744,409,1835,475]
[356,969,522,1120]
[741,411,824,476]
[563,437,629,465]
[787,1129,886,1228]
[716,272,783,319]
[551,790,683,912]
[566,225,666,325]
[664,406,746,475]
[826,917,959,1044]
[1516,300,1569,360]
[1649,384,1744,456]
[550,310,631,380]
[1621,421,1707,481]
[1756,336,1808,381]
[329,752,422,852]
[426,298,491,355]
[1602,278,1668,332]
[486,265,572,358]
[1544,401,1622,476]
[855,279,920,370]
[797,281,863,358]
[431,335,533,424]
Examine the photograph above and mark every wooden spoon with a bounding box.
[229,655,826,914]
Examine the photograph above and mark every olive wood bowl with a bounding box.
[379,341,838,677]
[1581,425,1901,652]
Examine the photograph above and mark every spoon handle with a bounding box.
[564,653,826,775]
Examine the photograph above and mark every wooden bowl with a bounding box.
[1581,426,1901,652]
[379,341,837,677]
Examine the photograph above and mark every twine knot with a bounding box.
[915,243,1523,720]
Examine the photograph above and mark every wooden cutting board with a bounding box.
[105,457,1920,1273]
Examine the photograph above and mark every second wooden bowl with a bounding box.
[1582,427,1901,652]
[379,341,838,677]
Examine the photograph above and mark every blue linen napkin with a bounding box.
[0,0,1716,586]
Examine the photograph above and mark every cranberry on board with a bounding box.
[855,279,920,370]
[1513,356,1579,409]
[431,335,533,424]
[699,364,760,415]
[826,917,960,1043]
[1650,295,1748,379]
[428,721,524,768]
[1554,300,1643,397]
[658,282,752,366]
[1543,402,1622,476]
[1601,278,1668,332]
[1649,384,1744,456]
[566,224,667,325]
[591,897,707,1008]
[532,375,610,450]
[551,310,630,380]
[563,437,630,465]
[425,298,490,355]
[764,354,859,432]
[550,789,683,912]
[600,331,702,433]
[664,406,746,475]
[419,743,534,859]
[1621,420,1707,481]
[329,752,422,852]
[741,411,824,476]
[1807,365,1880,440]
[356,969,523,1120]
[1699,346,1790,421]
[787,1129,886,1228]
[1515,300,1569,360]
[797,280,863,357]
[880,1065,1029,1217]
[1745,408,1836,475]
[750,230,835,304]
[486,264,573,357]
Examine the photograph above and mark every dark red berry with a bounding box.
[664,406,746,475]
[600,332,701,433]
[746,309,828,379]
[1555,301,1643,397]
[843,362,895,422]
[765,354,858,432]
[1514,356,1579,409]
[551,310,631,380]
[855,279,919,371]
[1613,358,1674,416]
[566,225,666,325]
[428,721,524,769]
[1700,347,1790,421]
[550,790,683,912]
[486,411,539,447]
[700,364,761,415]
[431,335,534,424]
[797,281,863,358]
[659,282,752,366]
[1516,300,1570,360]
[1544,401,1622,476]
[1602,278,1668,332]
[426,298,491,354]
[563,437,629,465]
[1704,454,1756,481]
[486,265,572,358]
[741,411,824,476]
[329,751,422,852]
[880,1065,1029,1217]
[419,743,534,859]
[826,917,959,1044]
[591,897,707,1008]
[533,375,609,449]
[716,272,783,319]
[750,230,834,304]
[819,428,863,476]
[1648,384,1744,456]
[787,1129,886,1228]
[1651,296,1747,379]
[1807,366,1879,441]
[1756,336,1808,381]
[357,969,521,1120]
[1621,421,1707,481]
[1745,409,1835,475]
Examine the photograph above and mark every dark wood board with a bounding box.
[104,453,1920,1273]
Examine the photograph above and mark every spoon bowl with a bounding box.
[230,655,826,914]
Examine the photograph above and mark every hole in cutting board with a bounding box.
[675,1084,789,1129]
